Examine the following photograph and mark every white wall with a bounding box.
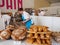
[51,2,60,6]
[39,6,60,16]
[31,16,60,32]
[23,0,34,8]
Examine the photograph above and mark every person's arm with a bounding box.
[23,13,31,23]
[23,18,30,23]
[13,15,20,27]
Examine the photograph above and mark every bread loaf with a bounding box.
[0,29,11,40]
[11,28,26,40]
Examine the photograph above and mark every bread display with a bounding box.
[0,29,11,40]
[11,28,27,41]
[26,25,52,45]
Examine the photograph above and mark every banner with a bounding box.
[0,0,22,10]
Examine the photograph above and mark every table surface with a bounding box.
[0,39,60,45]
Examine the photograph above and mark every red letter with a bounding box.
[18,0,22,9]
[14,0,16,9]
[6,0,12,9]
[0,0,4,7]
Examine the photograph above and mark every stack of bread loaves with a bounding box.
[26,25,52,45]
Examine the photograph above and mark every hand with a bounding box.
[22,21,25,24]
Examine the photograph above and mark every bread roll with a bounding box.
[40,34,44,38]
[42,39,45,44]
[29,29,34,32]
[38,26,43,32]
[33,41,38,45]
[42,26,48,32]
[45,39,50,44]
[27,33,34,37]
[45,34,50,38]
[30,25,37,32]
[26,38,34,44]
[36,39,41,44]
[33,27,37,32]
[0,29,11,40]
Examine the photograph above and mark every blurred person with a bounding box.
[2,13,11,27]
[18,8,32,29]
[13,12,23,27]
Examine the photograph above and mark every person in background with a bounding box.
[38,10,46,16]
[2,13,11,27]
[32,10,35,16]
[12,12,23,27]
[18,8,32,30]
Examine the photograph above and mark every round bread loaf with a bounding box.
[0,29,11,40]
